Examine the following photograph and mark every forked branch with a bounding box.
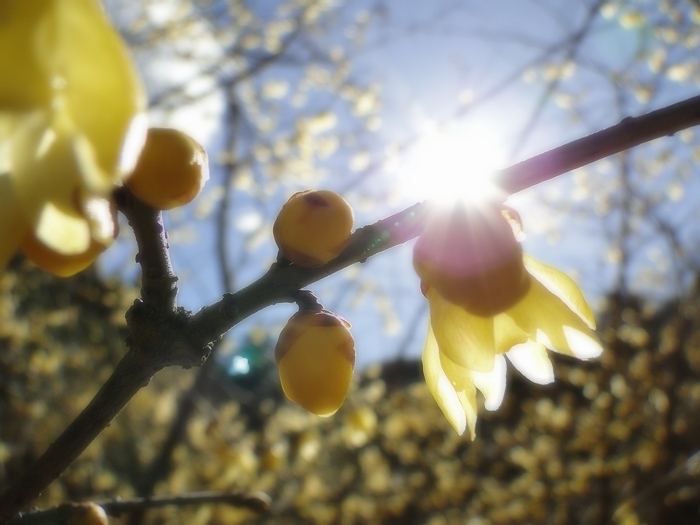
[1,94,699,523]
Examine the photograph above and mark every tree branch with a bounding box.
[1,94,699,523]
[0,189,210,523]
[493,93,700,194]
[190,94,700,344]
[9,490,270,524]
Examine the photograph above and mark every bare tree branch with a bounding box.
[9,490,270,524]
[1,94,699,524]
[493,94,700,194]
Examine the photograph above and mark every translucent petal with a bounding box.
[427,288,496,372]
[493,311,530,354]
[422,324,467,436]
[82,196,116,247]
[438,351,478,440]
[508,277,602,359]
[471,354,507,411]
[0,114,23,158]
[523,254,596,329]
[1,0,146,255]
[34,202,90,255]
[10,110,83,224]
[456,391,477,440]
[1,0,146,175]
[0,3,52,109]
[61,1,147,181]
[506,342,555,385]
[563,326,603,359]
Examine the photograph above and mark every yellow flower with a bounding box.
[422,254,602,439]
[414,201,601,438]
[0,0,147,269]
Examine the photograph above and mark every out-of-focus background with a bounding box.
[2,0,700,523]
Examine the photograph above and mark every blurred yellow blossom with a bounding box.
[415,203,602,438]
[0,0,147,269]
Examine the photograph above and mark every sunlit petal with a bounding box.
[506,342,555,385]
[471,354,506,411]
[34,202,90,255]
[523,254,596,329]
[422,323,467,436]
[493,311,530,353]
[1,0,146,180]
[11,110,82,224]
[428,288,496,372]
[508,277,602,359]
[438,351,478,440]
[0,0,146,270]
[563,326,603,359]
[82,196,117,247]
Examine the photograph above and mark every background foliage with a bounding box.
[2,0,700,523]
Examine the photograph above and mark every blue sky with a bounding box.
[102,0,700,369]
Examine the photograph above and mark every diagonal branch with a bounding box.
[493,94,700,194]
[190,93,700,344]
[1,94,699,524]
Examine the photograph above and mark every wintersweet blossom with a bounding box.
[0,0,147,269]
[414,202,602,438]
[422,255,602,438]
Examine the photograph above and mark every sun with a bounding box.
[397,129,506,207]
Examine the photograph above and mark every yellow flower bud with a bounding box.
[413,202,530,316]
[126,128,209,210]
[273,190,354,266]
[275,309,355,416]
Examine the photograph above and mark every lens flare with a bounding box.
[398,130,506,206]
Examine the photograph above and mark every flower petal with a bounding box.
[471,354,506,411]
[34,202,90,255]
[81,195,117,247]
[493,310,530,354]
[1,0,147,179]
[523,254,596,329]
[0,3,52,110]
[438,350,478,440]
[427,288,496,372]
[506,342,555,385]
[61,0,147,180]
[562,326,603,359]
[1,0,147,256]
[507,277,602,359]
[10,110,81,224]
[422,323,469,436]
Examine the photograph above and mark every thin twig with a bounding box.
[9,490,270,524]
[507,0,605,160]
